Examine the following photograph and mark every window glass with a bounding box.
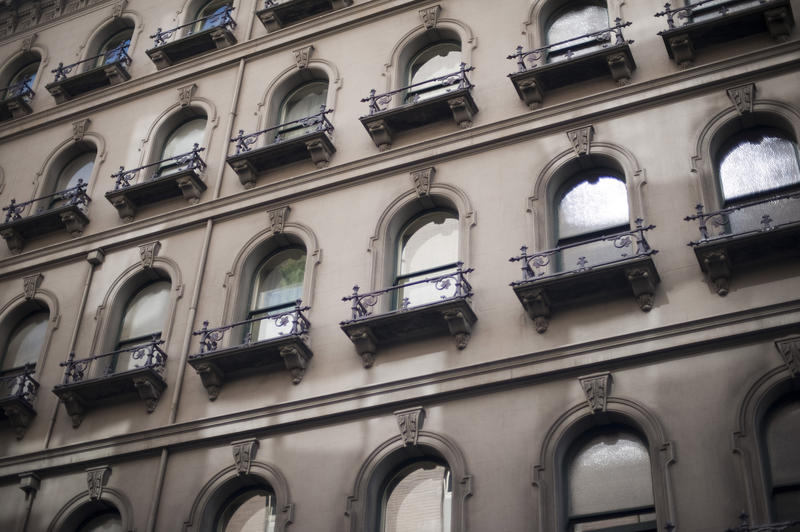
[382,461,452,532]
[50,151,95,209]
[406,42,462,102]
[216,489,277,532]
[2,311,48,370]
[546,3,609,61]
[194,0,231,33]
[277,81,328,140]
[157,118,206,176]
[95,29,132,67]
[7,61,38,95]
[248,248,306,341]
[76,510,123,532]
[765,395,800,524]
[557,175,629,241]
[112,281,170,372]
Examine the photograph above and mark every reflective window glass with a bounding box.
[194,0,231,33]
[50,151,95,209]
[112,281,170,372]
[76,510,123,532]
[95,29,132,67]
[382,461,452,532]
[546,3,609,61]
[557,175,629,241]
[765,394,800,525]
[248,248,305,341]
[216,488,277,532]
[277,81,328,140]
[2,311,48,370]
[157,118,206,176]
[7,61,38,96]
[406,42,462,102]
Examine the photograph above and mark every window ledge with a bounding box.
[52,367,166,428]
[226,130,335,188]
[256,0,353,32]
[104,168,207,222]
[188,334,312,400]
[340,297,477,368]
[146,27,237,70]
[512,255,659,333]
[0,94,32,121]
[0,204,89,254]
[45,61,130,104]
[359,87,478,151]
[508,43,635,110]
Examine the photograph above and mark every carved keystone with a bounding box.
[72,118,90,142]
[86,466,111,500]
[727,83,755,115]
[578,372,611,413]
[232,438,259,475]
[394,406,425,446]
[775,336,800,378]
[293,45,314,70]
[566,125,594,157]
[419,5,441,30]
[411,167,435,197]
[267,206,290,235]
[177,83,197,107]
[139,241,161,269]
[23,273,43,300]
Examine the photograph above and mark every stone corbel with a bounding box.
[59,211,87,236]
[364,119,393,151]
[516,78,544,110]
[231,159,257,188]
[175,174,204,204]
[132,376,162,413]
[774,336,800,378]
[279,344,311,384]
[764,7,793,42]
[304,138,333,168]
[60,390,87,428]
[103,65,127,86]
[149,50,172,70]
[699,249,732,296]
[194,362,223,400]
[606,53,633,85]
[347,327,377,368]
[521,289,551,333]
[625,266,658,311]
[394,406,425,446]
[108,195,135,222]
[0,228,24,254]
[48,84,69,104]
[3,404,35,439]
[446,96,475,128]
[667,35,694,68]
[441,308,472,349]
[231,438,259,475]
[6,98,32,118]
[210,26,235,49]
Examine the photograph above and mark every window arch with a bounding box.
[193,0,232,33]
[263,71,330,143]
[156,116,207,176]
[544,1,610,62]
[1,52,41,101]
[214,486,278,532]
[47,490,133,532]
[405,41,462,102]
[93,27,133,68]
[381,459,453,532]
[762,392,800,525]
[247,247,306,340]
[1,309,48,372]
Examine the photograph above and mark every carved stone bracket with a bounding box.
[293,45,313,70]
[103,64,128,86]
[516,78,543,110]
[304,137,334,168]
[231,438,259,475]
[209,27,236,49]
[23,273,43,300]
[0,227,24,254]
[231,159,257,189]
[764,7,793,41]
[20,33,37,52]
[625,266,658,311]
[72,118,90,142]
[578,372,612,413]
[447,96,475,128]
[521,288,551,334]
[148,50,171,70]
[346,326,377,368]
[727,83,755,115]
[698,249,732,296]
[177,83,197,107]
[394,406,425,446]
[280,344,311,384]
[606,53,634,85]
[364,119,393,151]
[139,241,161,269]
[60,210,88,236]
[132,376,163,413]
[441,308,473,349]
[267,206,290,235]
[411,167,435,197]
[566,125,594,157]
[2,403,36,439]
[419,5,441,30]
[173,174,205,204]
[86,465,111,500]
[60,390,87,428]
[775,336,800,378]
[193,362,223,400]
[667,35,694,68]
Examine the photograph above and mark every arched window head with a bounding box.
[277,81,328,141]
[545,2,609,62]
[7,60,39,96]
[76,508,122,532]
[381,460,452,532]
[565,427,656,531]
[194,0,232,33]
[395,210,459,307]
[406,42,462,102]
[110,280,170,373]
[1,310,48,371]
[95,28,132,67]
[157,117,206,176]
[215,487,277,532]
[50,150,95,208]
[763,393,800,524]
[248,248,306,341]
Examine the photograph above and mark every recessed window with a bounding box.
[111,281,170,373]
[406,42,462,102]
[381,461,452,532]
[248,248,306,341]
[215,488,277,532]
[95,29,132,67]
[764,393,800,525]
[194,0,232,33]
[277,81,328,140]
[50,151,95,208]
[545,2,609,61]
[7,60,39,95]
[76,509,123,532]
[1,311,48,371]
[157,117,206,176]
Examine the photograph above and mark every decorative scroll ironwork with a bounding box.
[192,300,311,354]
[230,105,333,155]
[684,190,800,245]
[151,6,236,47]
[509,219,657,282]
[110,144,206,190]
[2,180,90,223]
[361,63,475,115]
[341,263,474,322]
[0,363,39,405]
[725,512,800,532]
[507,18,633,72]
[0,79,34,101]
[51,44,132,82]
[655,0,770,30]
[60,337,167,385]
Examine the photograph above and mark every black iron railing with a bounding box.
[2,180,90,223]
[52,44,131,82]
[684,190,800,245]
[726,512,800,531]
[230,105,333,155]
[0,79,34,101]
[192,301,311,354]
[151,6,236,47]
[60,337,167,385]
[0,363,39,405]
[111,144,206,190]
[361,63,475,115]
[509,219,657,283]
[341,263,474,322]
[655,0,768,30]
[508,18,633,71]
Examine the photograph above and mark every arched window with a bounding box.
[248,248,306,341]
[194,0,231,33]
[95,28,133,67]
[76,509,123,532]
[215,487,277,532]
[381,460,452,532]
[276,81,328,140]
[545,1,609,62]
[156,117,206,176]
[6,60,39,97]
[395,210,459,307]
[50,150,96,208]
[405,41,462,102]
[564,427,656,531]
[1,310,48,371]
[763,393,800,525]
[111,281,170,373]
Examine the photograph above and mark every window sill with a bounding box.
[146,26,237,70]
[45,61,130,104]
[0,203,89,254]
[256,0,353,33]
[0,94,32,121]
[105,168,207,222]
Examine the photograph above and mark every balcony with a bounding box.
[507,19,635,110]
[105,144,207,221]
[685,190,800,295]
[359,63,478,151]
[655,0,795,67]
[509,221,659,333]
[227,106,335,188]
[45,46,131,103]
[146,7,237,70]
[0,79,34,121]
[0,364,39,439]
[0,180,90,254]
[256,0,352,32]
[52,339,167,428]
[340,264,477,368]
[188,302,312,400]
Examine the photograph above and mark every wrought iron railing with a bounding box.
[111,144,206,190]
[192,301,311,354]
[361,63,475,115]
[509,219,657,283]
[151,6,236,47]
[60,337,167,385]
[684,189,800,245]
[0,363,39,405]
[508,18,633,71]
[655,0,768,29]
[341,263,474,322]
[725,512,800,531]
[0,79,34,101]
[230,105,333,155]
[2,180,90,223]
[52,44,131,82]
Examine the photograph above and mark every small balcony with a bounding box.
[52,338,167,428]
[685,190,800,296]
[0,180,90,254]
[146,7,237,70]
[256,0,352,32]
[509,221,659,333]
[507,19,636,110]
[188,302,313,400]
[655,0,795,67]
[0,79,34,121]
[227,106,335,188]
[340,264,477,368]
[359,63,478,151]
[45,46,131,103]
[105,144,207,221]
[0,364,39,439]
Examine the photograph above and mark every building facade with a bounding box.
[0,0,798,530]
